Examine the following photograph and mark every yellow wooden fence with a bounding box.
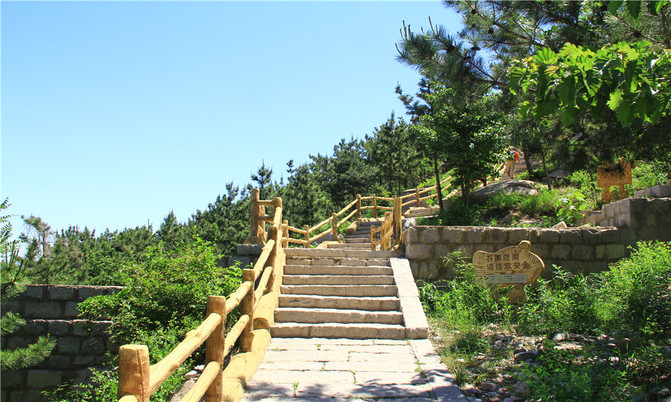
[117,191,285,402]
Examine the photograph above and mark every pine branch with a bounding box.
[0,335,56,371]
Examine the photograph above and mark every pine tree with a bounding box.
[0,199,56,371]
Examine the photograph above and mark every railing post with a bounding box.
[415,187,420,206]
[304,225,310,248]
[393,196,402,245]
[331,213,339,242]
[245,188,263,244]
[118,345,150,402]
[205,296,226,402]
[356,194,361,220]
[372,195,378,219]
[240,269,256,352]
[282,219,289,248]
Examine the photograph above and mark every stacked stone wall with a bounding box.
[1,285,121,402]
[403,226,636,281]
[581,196,671,241]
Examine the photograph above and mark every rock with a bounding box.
[552,332,568,342]
[402,217,417,231]
[514,381,528,394]
[481,382,499,392]
[514,350,538,363]
[194,364,205,372]
[470,180,540,204]
[552,221,568,228]
[658,388,670,397]
[548,169,569,179]
[184,370,199,380]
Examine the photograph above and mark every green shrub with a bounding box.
[631,160,669,192]
[57,239,243,401]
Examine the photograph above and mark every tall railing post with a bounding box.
[331,213,339,242]
[118,345,150,402]
[393,196,402,245]
[282,219,289,248]
[303,225,310,248]
[245,188,262,244]
[372,195,378,219]
[356,194,361,220]
[240,269,256,352]
[415,187,420,206]
[205,296,226,402]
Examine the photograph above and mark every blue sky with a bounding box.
[2,1,461,236]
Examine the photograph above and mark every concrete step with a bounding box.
[275,307,403,325]
[281,285,398,297]
[279,295,400,311]
[271,322,411,339]
[285,248,402,259]
[326,243,371,249]
[282,275,395,286]
[284,265,393,276]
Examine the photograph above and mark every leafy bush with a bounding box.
[55,239,243,401]
[630,160,669,192]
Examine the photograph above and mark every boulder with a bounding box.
[470,180,539,204]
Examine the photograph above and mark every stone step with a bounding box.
[282,275,395,286]
[270,322,413,339]
[275,307,403,325]
[286,257,391,267]
[281,285,398,297]
[285,248,402,259]
[344,237,370,244]
[284,265,393,276]
[325,243,371,249]
[278,295,400,311]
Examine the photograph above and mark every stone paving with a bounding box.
[242,337,465,401]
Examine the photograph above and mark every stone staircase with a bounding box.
[271,220,428,339]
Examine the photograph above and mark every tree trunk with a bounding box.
[433,153,444,212]
[465,180,472,207]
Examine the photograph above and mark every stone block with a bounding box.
[229,256,251,268]
[23,302,62,319]
[433,244,452,260]
[236,243,264,256]
[27,370,62,388]
[629,197,647,212]
[508,228,529,244]
[48,320,71,336]
[1,369,24,388]
[23,285,45,300]
[77,287,105,300]
[466,228,485,243]
[581,228,602,245]
[405,243,433,260]
[56,337,80,354]
[419,228,441,243]
[49,286,76,301]
[530,243,548,257]
[455,244,473,257]
[1,300,21,315]
[73,355,96,366]
[405,228,420,243]
[10,390,42,402]
[551,244,571,260]
[7,337,31,349]
[559,230,582,244]
[311,258,335,266]
[527,229,541,243]
[606,244,626,259]
[80,337,106,354]
[539,229,560,243]
[587,261,609,274]
[572,245,594,260]
[619,229,637,246]
[47,354,72,369]
[64,302,80,318]
[474,243,495,253]
[595,245,606,259]
[409,262,419,278]
[442,228,464,243]
[489,228,507,243]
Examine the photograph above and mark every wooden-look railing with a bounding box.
[117,190,285,402]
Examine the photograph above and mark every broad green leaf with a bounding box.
[535,48,558,65]
[607,89,624,110]
[557,77,577,106]
[560,106,579,126]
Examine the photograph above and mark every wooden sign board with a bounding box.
[597,161,632,202]
[472,240,544,303]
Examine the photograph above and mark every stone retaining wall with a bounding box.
[1,285,122,402]
[403,226,636,281]
[581,196,671,241]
